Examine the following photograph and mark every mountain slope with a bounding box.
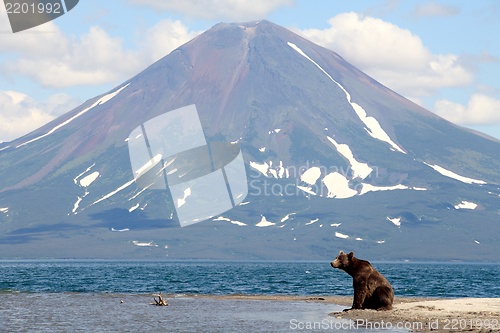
[1,20,499,261]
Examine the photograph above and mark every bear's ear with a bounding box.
[339,250,344,255]
[348,252,354,259]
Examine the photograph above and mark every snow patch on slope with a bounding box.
[74,163,96,184]
[327,136,372,179]
[128,183,154,201]
[322,172,357,198]
[454,201,477,210]
[71,164,97,214]
[18,84,129,148]
[335,232,349,239]
[301,167,321,185]
[360,183,408,195]
[71,191,89,215]
[80,171,99,187]
[213,216,247,226]
[249,161,269,176]
[133,241,153,247]
[129,203,140,212]
[111,228,129,232]
[305,218,319,225]
[424,162,486,184]
[278,161,285,178]
[250,160,288,179]
[135,154,162,177]
[281,213,296,222]
[72,196,83,214]
[297,185,317,195]
[351,103,406,154]
[287,42,405,154]
[387,217,401,226]
[92,179,136,206]
[256,216,275,227]
[177,188,192,208]
[269,168,278,179]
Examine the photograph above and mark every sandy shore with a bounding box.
[191,295,500,332]
[332,297,500,332]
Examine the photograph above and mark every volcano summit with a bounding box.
[1,20,499,261]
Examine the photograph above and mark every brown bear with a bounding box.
[331,251,393,311]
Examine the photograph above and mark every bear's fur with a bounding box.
[331,251,394,311]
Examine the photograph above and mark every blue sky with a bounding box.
[1,0,499,142]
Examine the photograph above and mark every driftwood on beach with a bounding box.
[150,292,168,306]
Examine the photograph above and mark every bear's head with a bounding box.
[330,251,354,269]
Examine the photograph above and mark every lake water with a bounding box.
[1,260,499,332]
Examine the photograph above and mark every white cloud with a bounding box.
[138,19,203,63]
[0,19,201,89]
[0,16,201,141]
[3,25,145,88]
[462,50,500,64]
[295,12,474,98]
[124,0,294,21]
[363,0,400,17]
[0,90,80,142]
[477,83,500,95]
[0,21,67,57]
[81,5,110,24]
[434,93,500,125]
[412,1,460,17]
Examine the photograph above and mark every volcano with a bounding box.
[1,20,500,261]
